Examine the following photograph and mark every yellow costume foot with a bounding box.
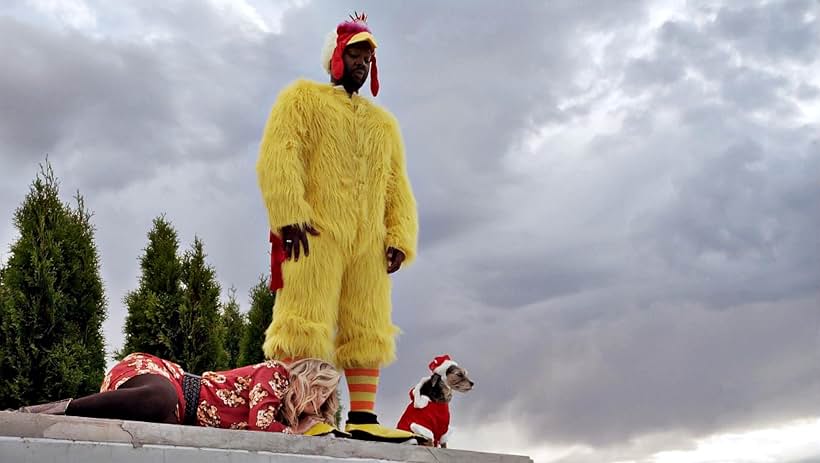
[345,412,418,444]
[303,422,352,438]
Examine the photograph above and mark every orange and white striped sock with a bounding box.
[345,368,379,414]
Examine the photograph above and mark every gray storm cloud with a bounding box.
[0,1,818,461]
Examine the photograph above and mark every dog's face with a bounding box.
[425,374,453,403]
[444,365,474,393]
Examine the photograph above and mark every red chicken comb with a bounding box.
[349,11,368,23]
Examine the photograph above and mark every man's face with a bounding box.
[342,42,373,88]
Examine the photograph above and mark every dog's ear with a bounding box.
[430,373,441,388]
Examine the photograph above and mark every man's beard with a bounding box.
[341,67,367,89]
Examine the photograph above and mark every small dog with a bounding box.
[396,355,474,448]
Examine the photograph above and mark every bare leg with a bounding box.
[66,374,179,424]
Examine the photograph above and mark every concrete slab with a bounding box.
[0,411,532,463]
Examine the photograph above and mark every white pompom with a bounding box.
[320,30,337,74]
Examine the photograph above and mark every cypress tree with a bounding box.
[220,288,246,369]
[238,276,275,366]
[178,237,226,373]
[118,216,183,361]
[0,162,107,408]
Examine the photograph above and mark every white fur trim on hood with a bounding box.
[411,377,431,408]
[321,30,337,74]
[432,359,458,377]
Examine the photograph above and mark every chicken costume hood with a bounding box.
[321,12,380,96]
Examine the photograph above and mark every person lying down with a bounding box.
[17,353,344,436]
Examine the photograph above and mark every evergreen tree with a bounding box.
[178,237,226,373]
[118,216,183,361]
[0,262,25,406]
[336,390,343,427]
[0,162,107,409]
[238,276,275,366]
[220,288,246,369]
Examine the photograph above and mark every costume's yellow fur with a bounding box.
[256,80,418,369]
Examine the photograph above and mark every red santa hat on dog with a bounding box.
[429,355,458,376]
[321,12,379,96]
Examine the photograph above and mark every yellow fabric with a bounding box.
[349,392,376,408]
[345,375,379,385]
[256,79,418,262]
[346,369,380,412]
[258,80,417,369]
[303,422,350,437]
[345,423,417,441]
[303,422,333,436]
[348,31,378,49]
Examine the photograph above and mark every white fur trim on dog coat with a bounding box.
[410,423,434,441]
[412,377,431,408]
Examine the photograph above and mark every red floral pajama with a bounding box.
[101,353,291,432]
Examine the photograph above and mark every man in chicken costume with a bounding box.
[255,13,419,442]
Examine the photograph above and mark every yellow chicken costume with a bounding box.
[255,13,419,442]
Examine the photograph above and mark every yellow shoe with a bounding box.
[344,412,419,444]
[303,422,352,438]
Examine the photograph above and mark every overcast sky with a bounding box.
[1,1,819,462]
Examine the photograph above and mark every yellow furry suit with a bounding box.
[256,79,418,370]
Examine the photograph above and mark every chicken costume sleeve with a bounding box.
[256,83,315,233]
[384,117,418,263]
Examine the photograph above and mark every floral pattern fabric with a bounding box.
[197,360,290,432]
[101,352,186,422]
[101,353,291,432]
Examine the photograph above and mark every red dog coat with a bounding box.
[396,380,451,446]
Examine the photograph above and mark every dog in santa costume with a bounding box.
[256,12,418,442]
[396,355,474,447]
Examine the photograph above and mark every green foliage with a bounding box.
[119,221,227,374]
[0,161,107,409]
[220,288,246,369]
[118,216,183,361]
[335,390,343,427]
[178,237,226,373]
[238,276,275,366]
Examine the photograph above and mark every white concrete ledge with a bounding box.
[0,411,532,462]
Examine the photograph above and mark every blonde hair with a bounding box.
[279,358,340,428]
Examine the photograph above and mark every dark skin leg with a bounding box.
[65,374,179,424]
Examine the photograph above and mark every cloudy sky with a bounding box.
[1,0,819,461]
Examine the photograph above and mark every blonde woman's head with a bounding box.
[280,358,340,427]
